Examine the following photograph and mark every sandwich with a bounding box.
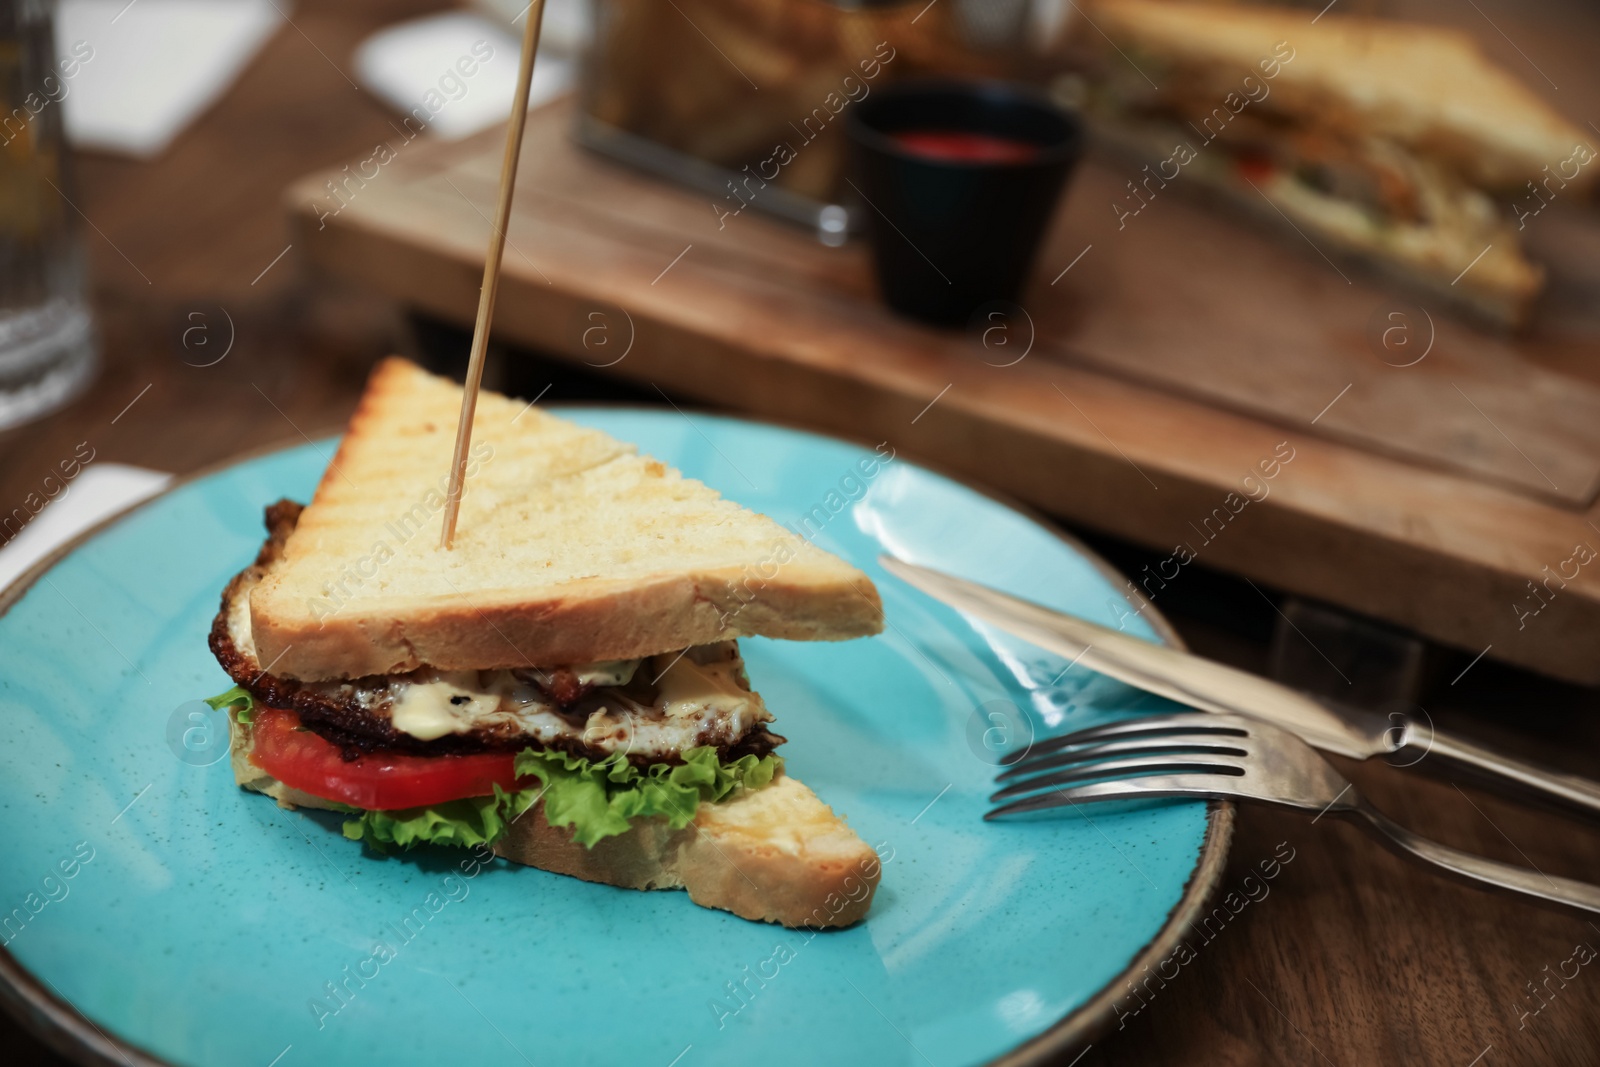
[1076,0,1596,325]
[204,358,886,927]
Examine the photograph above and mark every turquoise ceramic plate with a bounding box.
[0,409,1228,1067]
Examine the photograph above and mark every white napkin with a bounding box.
[57,0,284,158]
[0,464,172,594]
[352,10,575,142]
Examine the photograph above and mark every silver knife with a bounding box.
[881,555,1600,820]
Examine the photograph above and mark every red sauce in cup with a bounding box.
[891,130,1041,165]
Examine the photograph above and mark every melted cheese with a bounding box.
[573,659,640,688]
[380,644,770,756]
[653,654,753,721]
[389,672,507,741]
[388,659,641,742]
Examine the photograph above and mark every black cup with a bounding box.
[846,80,1083,326]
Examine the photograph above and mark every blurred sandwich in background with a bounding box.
[1075,0,1596,326]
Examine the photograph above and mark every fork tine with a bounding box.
[996,734,1249,782]
[1022,715,1248,760]
[991,753,1248,802]
[987,772,1246,820]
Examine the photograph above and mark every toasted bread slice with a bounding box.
[1089,0,1593,191]
[230,716,880,928]
[249,358,882,681]
[493,774,880,928]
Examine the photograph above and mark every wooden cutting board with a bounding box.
[1035,163,1600,508]
[286,97,1600,684]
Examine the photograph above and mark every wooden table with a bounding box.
[1,2,1597,1065]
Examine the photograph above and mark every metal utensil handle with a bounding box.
[1421,727,1600,819]
[1350,800,1600,917]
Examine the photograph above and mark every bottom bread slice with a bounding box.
[230,718,880,928]
[493,774,880,928]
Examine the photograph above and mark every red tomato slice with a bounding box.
[249,706,522,811]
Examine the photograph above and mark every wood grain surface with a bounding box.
[0,2,1597,1066]
[1037,159,1600,508]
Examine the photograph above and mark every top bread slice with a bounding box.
[1090,0,1594,191]
[249,358,882,681]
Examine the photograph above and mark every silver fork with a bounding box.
[989,712,1600,917]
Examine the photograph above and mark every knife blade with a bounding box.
[881,555,1600,819]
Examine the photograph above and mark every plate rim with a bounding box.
[0,409,1234,1067]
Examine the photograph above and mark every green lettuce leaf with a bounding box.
[514,746,781,848]
[340,746,779,852]
[341,784,538,853]
[205,684,255,724]
[204,679,781,852]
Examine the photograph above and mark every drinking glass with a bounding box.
[0,0,97,430]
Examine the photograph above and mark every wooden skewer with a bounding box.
[439,0,548,550]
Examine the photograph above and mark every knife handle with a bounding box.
[1351,800,1600,917]
[1420,727,1600,820]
